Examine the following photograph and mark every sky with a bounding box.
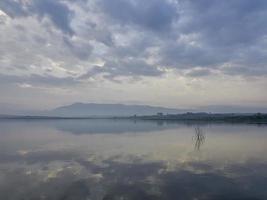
[0,0,267,111]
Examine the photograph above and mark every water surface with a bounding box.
[0,119,267,200]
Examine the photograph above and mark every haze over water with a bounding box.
[0,119,267,200]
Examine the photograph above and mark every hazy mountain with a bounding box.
[1,103,266,117]
[47,103,189,117]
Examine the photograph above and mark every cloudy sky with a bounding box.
[0,0,267,111]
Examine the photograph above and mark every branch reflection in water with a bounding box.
[192,127,206,151]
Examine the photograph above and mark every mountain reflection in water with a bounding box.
[0,119,267,200]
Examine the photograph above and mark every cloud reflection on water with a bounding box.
[0,119,267,199]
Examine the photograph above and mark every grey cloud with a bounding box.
[1,0,267,82]
[158,42,229,68]
[180,0,267,46]
[92,29,114,47]
[0,73,79,87]
[0,0,74,35]
[94,0,267,77]
[80,60,163,80]
[33,0,75,35]
[185,68,212,77]
[28,74,78,86]
[1,0,267,110]
[63,37,93,60]
[0,0,27,18]
[222,65,267,77]
[111,34,159,59]
[81,21,114,46]
[152,0,267,75]
[100,0,178,31]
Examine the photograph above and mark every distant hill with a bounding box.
[46,103,189,117]
[1,102,266,117]
[196,105,267,114]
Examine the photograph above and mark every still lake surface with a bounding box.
[0,119,267,200]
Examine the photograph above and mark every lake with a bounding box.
[0,119,267,200]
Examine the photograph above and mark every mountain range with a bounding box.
[1,103,267,117]
[45,103,189,117]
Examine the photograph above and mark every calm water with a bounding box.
[0,119,267,200]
